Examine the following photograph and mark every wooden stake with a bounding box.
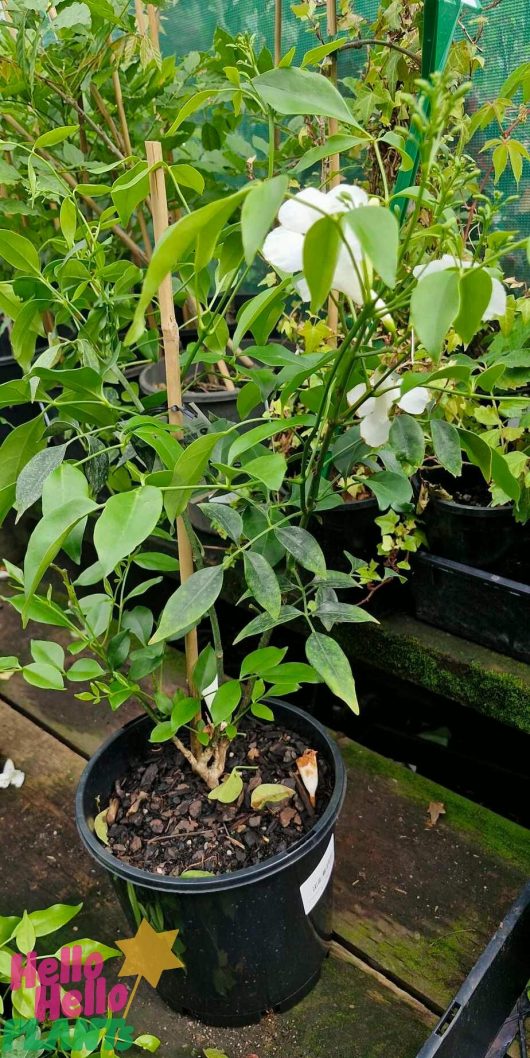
[145,140,198,694]
[274,0,282,65]
[147,4,160,50]
[135,0,147,34]
[326,0,340,345]
[112,61,152,257]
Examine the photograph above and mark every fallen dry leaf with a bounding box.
[426,801,446,828]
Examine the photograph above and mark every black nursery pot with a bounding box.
[422,467,518,570]
[310,495,379,569]
[75,702,346,1027]
[140,360,242,423]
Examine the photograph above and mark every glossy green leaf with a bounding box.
[228,414,312,463]
[198,503,243,543]
[15,444,68,519]
[305,631,358,712]
[42,463,90,564]
[345,205,399,288]
[454,269,492,345]
[303,215,340,312]
[411,269,460,359]
[15,912,36,955]
[133,1036,160,1053]
[389,414,425,468]
[94,486,163,576]
[133,551,180,572]
[59,198,77,248]
[366,470,413,510]
[165,433,222,521]
[240,646,287,676]
[171,695,200,730]
[22,662,64,690]
[253,67,356,125]
[232,282,288,349]
[166,89,229,135]
[243,452,286,491]
[210,680,241,724]
[0,230,40,274]
[430,420,462,477]
[233,605,302,643]
[29,902,81,937]
[243,551,281,619]
[30,639,64,670]
[241,174,288,265]
[67,659,105,682]
[0,416,45,526]
[23,497,98,604]
[293,134,368,173]
[111,162,150,227]
[274,525,326,575]
[151,566,224,643]
[169,163,205,194]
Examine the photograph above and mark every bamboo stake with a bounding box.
[135,0,147,35]
[326,0,340,345]
[111,61,153,258]
[145,139,199,695]
[147,4,160,50]
[90,84,124,152]
[274,0,282,148]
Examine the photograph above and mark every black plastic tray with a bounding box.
[416,883,530,1057]
[412,552,530,664]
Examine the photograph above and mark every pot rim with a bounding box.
[429,493,514,516]
[139,362,240,402]
[75,699,346,894]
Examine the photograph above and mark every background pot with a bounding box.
[139,359,263,430]
[421,466,519,570]
[76,701,346,1027]
[310,496,379,570]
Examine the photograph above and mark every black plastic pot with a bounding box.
[310,496,379,569]
[412,552,530,663]
[421,466,519,570]
[140,360,242,423]
[75,702,346,1026]
[416,882,530,1057]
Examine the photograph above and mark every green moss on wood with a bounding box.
[335,616,530,734]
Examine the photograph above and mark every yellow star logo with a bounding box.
[115,919,184,1014]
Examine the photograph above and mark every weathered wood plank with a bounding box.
[334,737,530,1012]
[0,701,431,1058]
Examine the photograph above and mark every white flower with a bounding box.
[347,372,430,447]
[413,254,506,321]
[263,183,371,305]
[0,758,25,790]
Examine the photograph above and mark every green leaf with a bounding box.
[29,903,81,937]
[243,452,286,490]
[42,463,90,564]
[166,88,229,135]
[133,551,180,572]
[411,270,460,359]
[94,486,163,576]
[67,659,105,682]
[133,1036,160,1053]
[150,720,177,743]
[250,783,294,810]
[8,592,76,629]
[171,695,200,729]
[34,125,79,149]
[15,912,36,955]
[0,656,18,672]
[208,768,243,804]
[54,938,119,961]
[454,269,492,345]
[303,215,340,312]
[251,701,275,720]
[59,198,77,248]
[232,282,288,350]
[151,566,224,643]
[241,175,288,265]
[233,605,302,643]
[228,415,312,463]
[169,163,205,195]
[315,601,377,624]
[490,448,521,502]
[389,415,425,468]
[305,631,358,712]
[15,444,68,519]
[94,808,109,846]
[253,67,357,125]
[30,639,64,670]
[243,551,281,619]
[23,497,98,604]
[240,646,287,677]
[0,230,41,274]
[111,162,150,227]
[193,644,217,695]
[345,206,399,288]
[22,662,64,690]
[274,525,326,575]
[293,134,368,173]
[0,416,45,526]
[430,420,462,477]
[165,433,222,522]
[210,680,241,724]
[366,471,412,510]
[198,503,243,543]
[126,189,248,344]
[458,429,492,480]
[302,38,346,66]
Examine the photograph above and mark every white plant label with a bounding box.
[300,835,335,915]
